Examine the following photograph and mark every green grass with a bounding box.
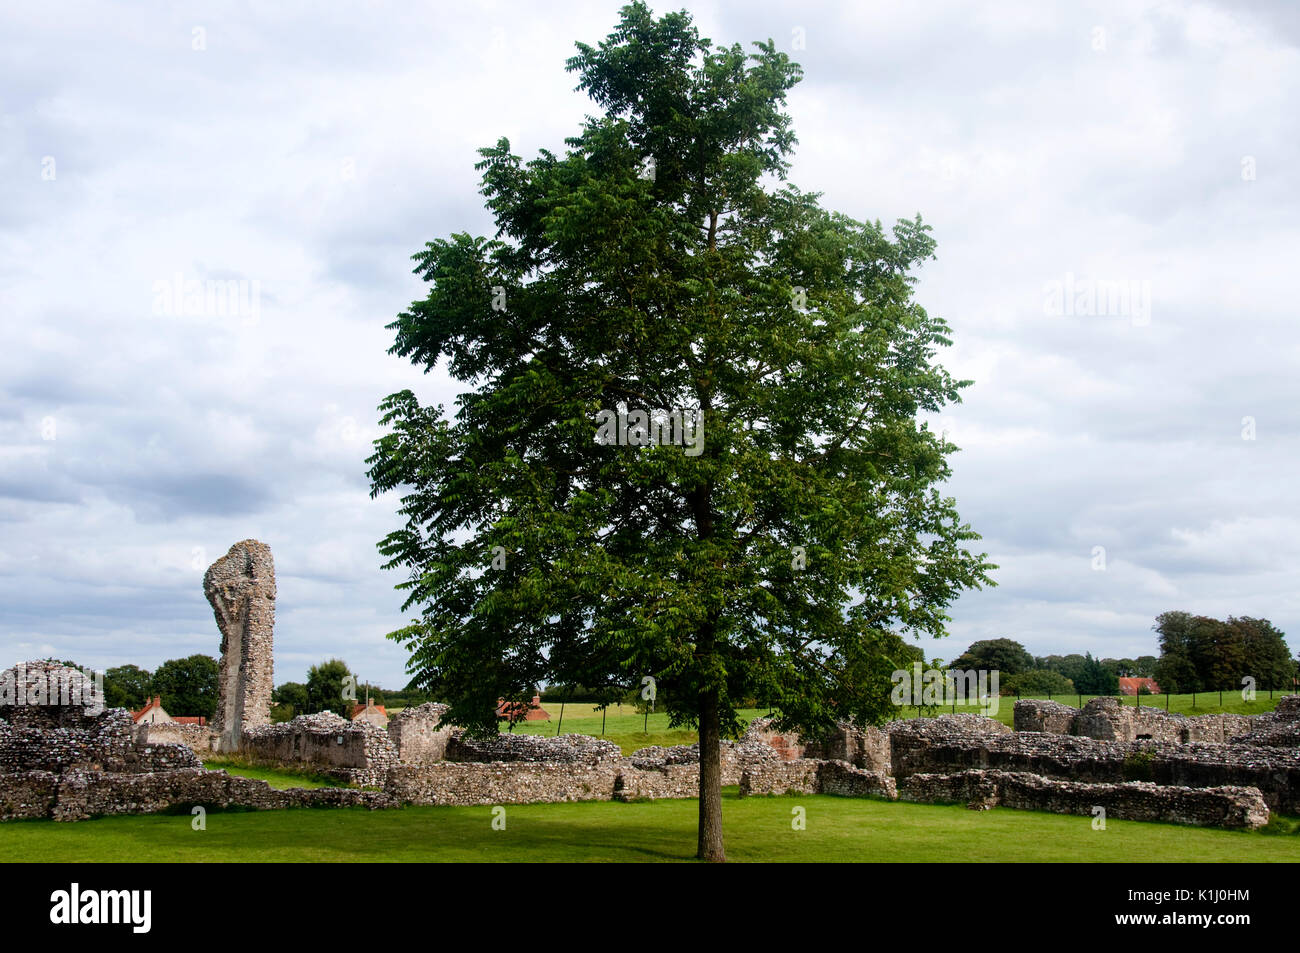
[199,756,348,790]
[899,692,1290,728]
[5,793,1297,862]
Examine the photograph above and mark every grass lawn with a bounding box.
[198,757,348,790]
[5,793,1297,862]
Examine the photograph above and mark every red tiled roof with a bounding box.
[1118,677,1161,695]
[349,702,388,719]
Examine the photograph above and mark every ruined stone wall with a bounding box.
[242,712,397,786]
[889,719,1300,813]
[445,732,621,765]
[0,708,200,775]
[899,769,1269,830]
[387,703,453,762]
[385,760,621,806]
[0,768,395,821]
[737,759,895,799]
[205,539,276,752]
[1014,696,1280,743]
[744,717,891,772]
[1013,699,1079,734]
[136,722,215,755]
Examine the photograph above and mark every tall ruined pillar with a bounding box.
[204,539,275,752]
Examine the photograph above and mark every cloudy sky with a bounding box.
[3,0,1297,688]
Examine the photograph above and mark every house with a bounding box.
[131,696,207,726]
[495,694,550,722]
[1118,677,1161,696]
[349,698,389,728]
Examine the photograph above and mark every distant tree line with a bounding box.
[1150,611,1295,693]
[943,612,1296,698]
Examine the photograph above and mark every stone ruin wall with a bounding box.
[1014,696,1261,743]
[888,712,1300,815]
[241,712,398,787]
[898,770,1269,830]
[136,722,215,754]
[205,539,276,752]
[387,703,454,761]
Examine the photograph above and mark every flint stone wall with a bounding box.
[386,760,621,806]
[445,732,621,765]
[205,539,276,752]
[387,703,453,762]
[1013,695,1296,744]
[739,759,896,800]
[0,661,105,729]
[242,712,397,786]
[0,708,200,775]
[744,717,891,772]
[136,722,215,754]
[0,768,395,821]
[889,719,1300,813]
[899,769,1269,830]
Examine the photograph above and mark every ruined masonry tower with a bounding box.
[205,539,275,752]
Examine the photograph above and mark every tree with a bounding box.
[305,659,354,717]
[951,638,1032,676]
[1074,652,1118,695]
[104,664,152,710]
[367,2,993,861]
[273,681,310,719]
[1002,669,1074,696]
[151,655,218,719]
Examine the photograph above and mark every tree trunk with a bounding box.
[697,688,726,862]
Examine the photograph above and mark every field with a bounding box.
[6,793,1297,862]
[384,694,1291,754]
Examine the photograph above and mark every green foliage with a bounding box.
[151,655,218,719]
[1074,652,1119,695]
[305,659,354,718]
[1121,751,1155,782]
[951,638,1032,676]
[104,664,152,710]
[1153,611,1292,692]
[1001,669,1074,696]
[272,681,310,719]
[367,1,993,857]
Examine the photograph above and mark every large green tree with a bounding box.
[367,3,993,861]
[104,664,152,710]
[151,655,218,719]
[305,659,355,718]
[951,638,1032,676]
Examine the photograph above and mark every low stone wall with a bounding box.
[0,768,395,821]
[889,720,1300,813]
[136,722,215,754]
[1013,699,1079,734]
[386,760,620,806]
[899,769,1269,830]
[387,703,453,762]
[1013,695,1293,744]
[445,732,621,765]
[738,759,895,799]
[0,709,201,775]
[744,717,892,772]
[242,712,397,786]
